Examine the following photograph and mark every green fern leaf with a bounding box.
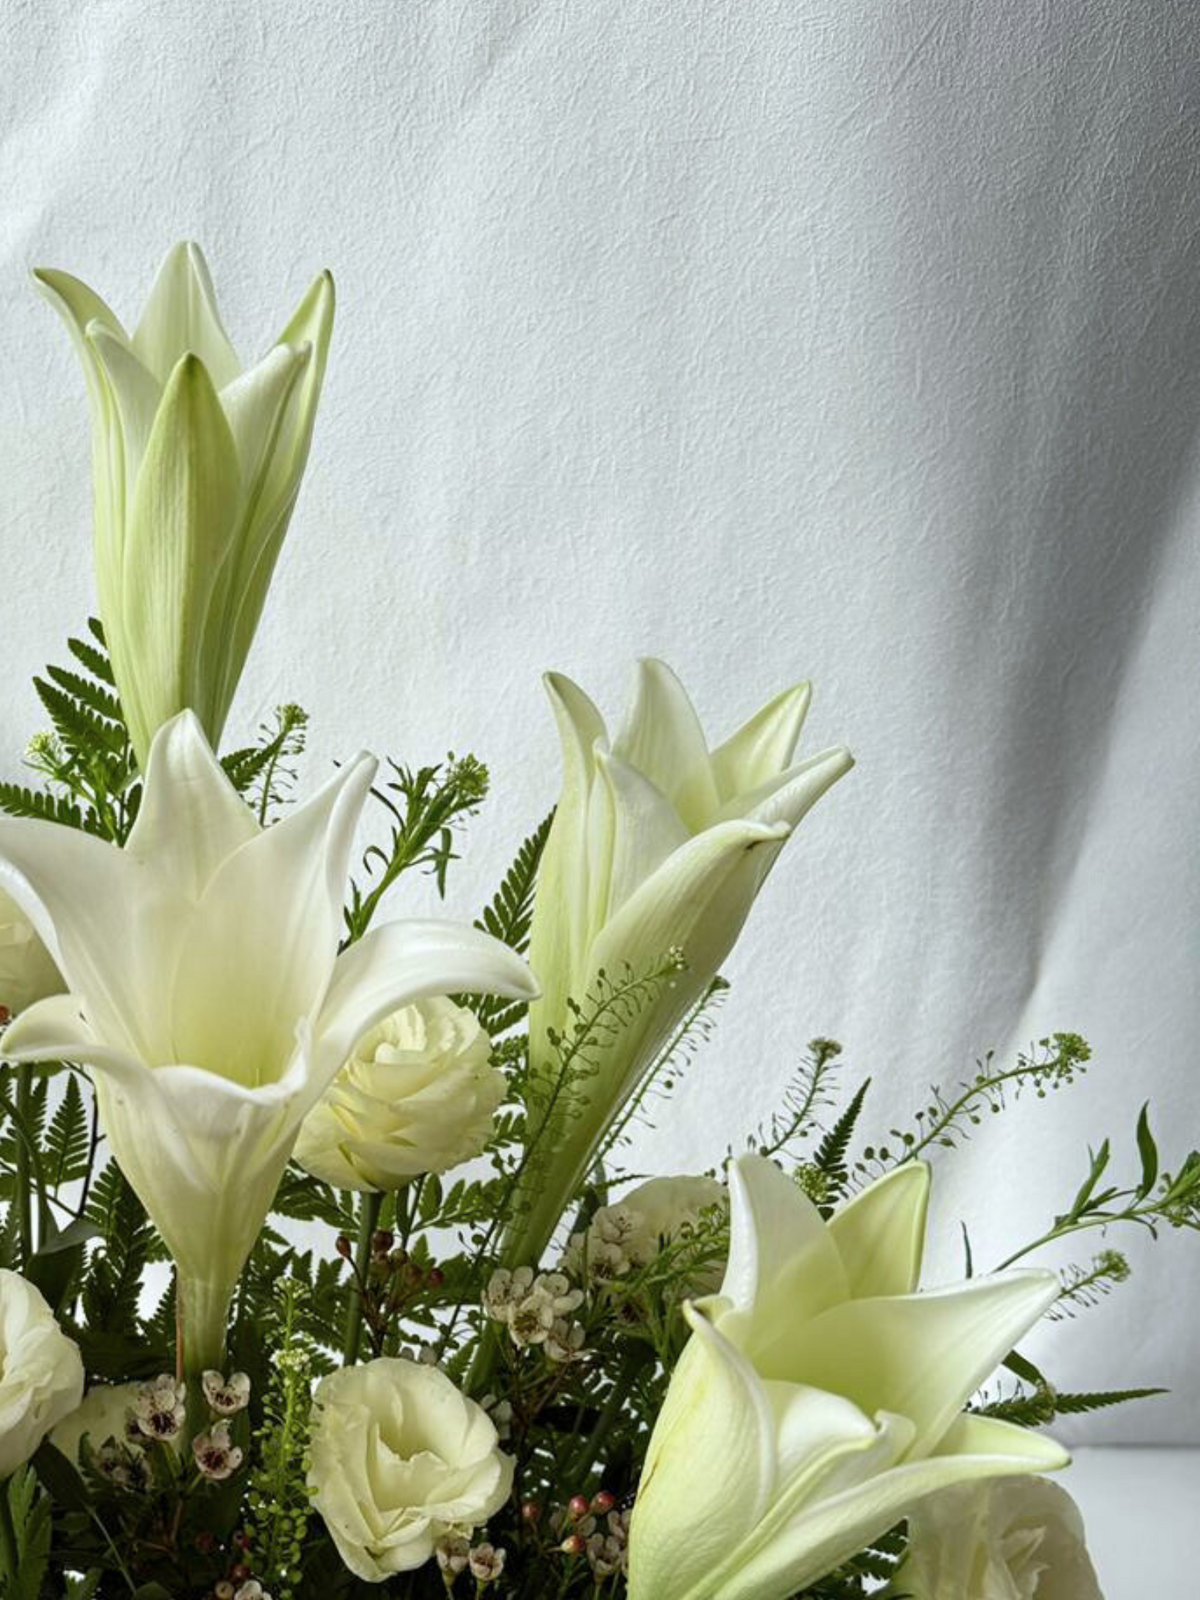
[44,1073,90,1189]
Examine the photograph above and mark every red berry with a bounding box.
[568,1494,590,1520]
[335,1234,353,1259]
[560,1534,586,1557]
[229,1564,251,1584]
[371,1229,395,1256]
[592,1490,615,1514]
[520,1500,541,1523]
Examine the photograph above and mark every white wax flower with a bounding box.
[0,887,61,1016]
[294,997,504,1190]
[510,659,852,1261]
[569,1174,727,1290]
[308,1358,513,1581]
[0,1269,84,1477]
[36,242,334,767]
[627,1156,1068,1600]
[890,1477,1105,1600]
[0,713,536,1373]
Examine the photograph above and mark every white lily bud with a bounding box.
[35,242,335,768]
[509,660,852,1262]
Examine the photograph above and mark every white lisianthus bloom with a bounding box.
[889,1477,1105,1600]
[0,887,61,1017]
[0,1270,84,1477]
[0,713,536,1373]
[626,1156,1067,1600]
[36,242,334,767]
[294,996,504,1190]
[308,1358,513,1581]
[568,1175,727,1292]
[510,660,852,1262]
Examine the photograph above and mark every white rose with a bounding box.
[892,1477,1105,1600]
[294,997,504,1190]
[50,1382,141,1463]
[569,1175,727,1290]
[0,888,61,1017]
[0,1269,84,1476]
[308,1358,513,1581]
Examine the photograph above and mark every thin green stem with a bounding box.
[15,1066,34,1269]
[343,1191,383,1365]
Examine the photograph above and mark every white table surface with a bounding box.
[1068,1449,1193,1596]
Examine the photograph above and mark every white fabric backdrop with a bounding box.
[1,1,1197,1442]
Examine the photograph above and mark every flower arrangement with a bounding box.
[0,244,1193,1600]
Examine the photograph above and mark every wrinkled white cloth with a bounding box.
[0,0,1195,1442]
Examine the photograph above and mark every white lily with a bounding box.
[627,1156,1067,1600]
[510,660,852,1262]
[36,241,334,766]
[0,713,536,1373]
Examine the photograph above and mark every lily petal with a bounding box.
[719,746,855,830]
[169,753,376,1085]
[710,683,811,800]
[614,659,720,830]
[120,353,241,761]
[720,1415,1068,1600]
[629,1309,776,1600]
[721,1156,848,1332]
[594,749,690,926]
[828,1163,930,1300]
[795,1273,1061,1453]
[131,241,240,388]
[314,919,537,1088]
[126,711,259,899]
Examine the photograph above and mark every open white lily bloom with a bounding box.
[36,242,334,766]
[0,713,536,1373]
[510,660,852,1261]
[627,1156,1067,1600]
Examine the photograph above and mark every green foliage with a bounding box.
[856,1033,1091,1176]
[0,620,140,844]
[0,1467,51,1600]
[343,753,490,941]
[976,1380,1167,1427]
[222,702,310,823]
[598,976,730,1165]
[469,810,554,1035]
[245,1282,317,1600]
[1049,1249,1131,1319]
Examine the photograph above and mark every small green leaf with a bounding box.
[1135,1104,1159,1198]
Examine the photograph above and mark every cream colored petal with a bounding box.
[33,268,131,609]
[527,671,608,1039]
[628,1309,776,1600]
[0,823,154,1059]
[119,353,242,763]
[717,745,855,829]
[126,711,259,898]
[220,271,335,702]
[169,753,376,1086]
[314,919,537,1088]
[721,1156,849,1339]
[594,748,690,923]
[220,343,312,490]
[710,683,811,800]
[131,241,240,387]
[614,659,720,830]
[86,322,162,488]
[827,1162,931,1300]
[795,1273,1060,1454]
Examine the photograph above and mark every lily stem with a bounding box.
[343,1190,382,1365]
